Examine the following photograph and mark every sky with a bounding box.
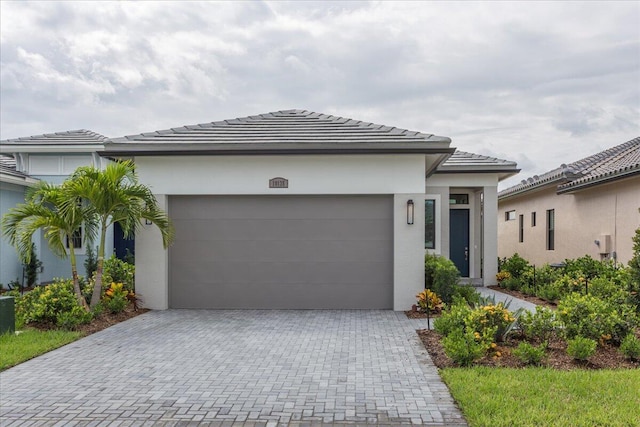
[1,1,638,189]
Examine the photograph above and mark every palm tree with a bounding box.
[65,160,174,308]
[1,182,96,310]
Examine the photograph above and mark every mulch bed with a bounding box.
[417,329,640,370]
[487,285,558,309]
[404,310,441,319]
[29,307,148,336]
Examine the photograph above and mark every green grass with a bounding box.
[441,367,640,427]
[0,328,82,371]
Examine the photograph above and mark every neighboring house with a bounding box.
[498,137,640,267]
[1,110,518,309]
[0,155,39,286]
[0,130,116,283]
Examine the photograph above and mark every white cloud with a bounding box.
[0,0,638,190]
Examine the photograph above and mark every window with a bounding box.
[546,209,555,250]
[425,199,436,249]
[531,212,537,227]
[66,227,83,250]
[449,194,469,205]
[519,214,524,243]
[505,210,516,221]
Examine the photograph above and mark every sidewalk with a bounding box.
[476,286,539,312]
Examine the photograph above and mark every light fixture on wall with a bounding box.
[407,199,414,225]
[145,219,153,225]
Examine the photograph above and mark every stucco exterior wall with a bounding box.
[498,176,640,266]
[0,183,30,285]
[135,154,428,311]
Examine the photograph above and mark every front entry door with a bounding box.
[450,209,470,277]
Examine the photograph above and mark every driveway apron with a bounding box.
[0,310,467,426]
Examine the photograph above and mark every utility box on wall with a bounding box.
[598,234,611,254]
[0,296,16,334]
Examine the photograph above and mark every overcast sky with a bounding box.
[1,1,638,189]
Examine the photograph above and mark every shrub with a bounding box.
[499,253,530,279]
[619,334,640,360]
[466,303,518,342]
[522,264,563,292]
[103,256,135,291]
[535,281,562,302]
[425,254,460,304]
[557,292,637,344]
[442,327,495,367]
[56,305,93,330]
[629,228,640,287]
[452,285,481,306]
[496,271,511,285]
[103,282,130,314]
[564,255,606,280]
[16,279,78,325]
[416,289,443,313]
[519,306,558,343]
[434,302,472,337]
[566,336,597,360]
[513,342,546,366]
[501,276,522,291]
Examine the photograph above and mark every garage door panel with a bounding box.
[171,281,392,309]
[169,195,393,309]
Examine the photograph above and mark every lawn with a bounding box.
[441,367,640,427]
[0,328,82,371]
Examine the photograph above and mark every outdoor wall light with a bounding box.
[145,219,153,225]
[594,240,600,246]
[407,199,414,225]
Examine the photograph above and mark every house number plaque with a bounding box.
[269,177,289,188]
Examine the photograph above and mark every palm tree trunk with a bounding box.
[90,221,107,308]
[68,242,89,311]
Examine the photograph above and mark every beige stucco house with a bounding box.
[498,137,640,266]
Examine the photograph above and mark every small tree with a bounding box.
[84,246,98,280]
[65,160,174,308]
[24,242,43,288]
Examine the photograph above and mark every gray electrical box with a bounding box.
[0,296,16,334]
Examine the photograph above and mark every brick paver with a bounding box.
[0,310,467,426]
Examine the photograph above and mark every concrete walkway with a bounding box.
[476,286,539,312]
[0,310,467,427]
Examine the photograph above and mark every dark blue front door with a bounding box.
[114,222,135,261]
[449,209,469,277]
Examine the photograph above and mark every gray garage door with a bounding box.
[168,195,393,309]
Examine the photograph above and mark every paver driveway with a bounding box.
[1,310,467,426]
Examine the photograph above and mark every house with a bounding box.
[498,137,640,267]
[2,110,519,309]
[0,155,39,286]
[0,130,116,284]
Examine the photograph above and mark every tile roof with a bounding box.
[499,136,640,199]
[1,129,108,145]
[439,150,519,171]
[106,109,453,155]
[0,154,33,181]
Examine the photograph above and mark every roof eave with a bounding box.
[557,167,640,194]
[101,142,455,157]
[0,172,39,187]
[498,177,565,201]
[0,144,105,154]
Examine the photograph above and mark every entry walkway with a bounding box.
[476,286,539,312]
[1,310,467,426]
